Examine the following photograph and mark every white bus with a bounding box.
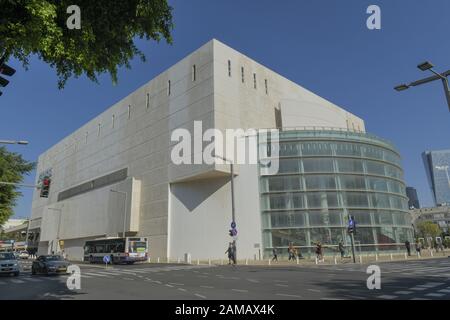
[83,237,148,264]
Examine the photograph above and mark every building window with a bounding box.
[167,80,171,96]
[192,65,196,82]
[241,67,245,83]
[265,79,268,95]
[228,60,232,77]
[253,73,257,89]
[112,114,115,128]
[128,105,131,119]
[146,93,150,109]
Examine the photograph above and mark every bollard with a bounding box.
[157,257,160,263]
[268,259,271,266]
[208,259,211,266]
[297,257,299,265]
[177,258,180,264]
[197,259,200,265]
[404,253,407,260]
[375,254,378,262]
[359,255,362,264]
[315,257,318,265]
[334,256,337,265]
[245,259,248,265]
[417,251,421,258]
[390,254,393,261]
[430,250,434,257]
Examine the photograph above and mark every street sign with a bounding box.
[103,255,111,264]
[231,221,236,229]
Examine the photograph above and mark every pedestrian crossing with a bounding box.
[0,264,214,285]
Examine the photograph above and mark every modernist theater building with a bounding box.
[28,40,413,261]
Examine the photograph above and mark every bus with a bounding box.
[83,237,148,264]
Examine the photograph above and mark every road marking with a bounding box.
[178,288,187,292]
[377,295,397,299]
[231,289,249,293]
[410,287,428,291]
[308,289,321,293]
[122,277,134,281]
[83,272,111,277]
[410,298,431,300]
[276,293,302,298]
[0,281,7,285]
[195,293,207,299]
[155,280,162,284]
[275,284,288,287]
[321,297,344,300]
[437,289,450,293]
[10,279,25,284]
[421,282,444,288]
[168,283,184,286]
[80,274,93,278]
[425,293,445,297]
[247,279,259,283]
[394,291,413,295]
[165,284,174,288]
[22,277,43,282]
[200,285,214,289]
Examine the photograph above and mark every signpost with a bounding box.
[347,215,356,263]
[103,255,111,268]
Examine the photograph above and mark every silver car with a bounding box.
[0,252,20,276]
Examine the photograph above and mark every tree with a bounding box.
[0,147,35,226]
[0,0,173,88]
[416,221,441,239]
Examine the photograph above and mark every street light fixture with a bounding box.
[110,190,128,238]
[394,61,450,112]
[0,140,29,145]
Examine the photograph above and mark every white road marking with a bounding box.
[394,291,413,295]
[308,288,321,293]
[200,285,214,289]
[231,289,249,293]
[165,284,174,288]
[377,295,397,299]
[169,283,184,286]
[178,288,187,292]
[122,277,134,281]
[83,272,111,277]
[195,293,207,299]
[425,293,444,297]
[276,293,302,298]
[437,289,450,293]
[247,279,259,283]
[10,279,25,284]
[275,284,288,287]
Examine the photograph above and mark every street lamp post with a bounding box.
[110,190,128,238]
[48,206,63,254]
[394,61,450,112]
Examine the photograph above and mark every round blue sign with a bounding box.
[103,255,111,264]
[231,221,236,229]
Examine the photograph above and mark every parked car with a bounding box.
[18,251,29,259]
[0,252,20,277]
[31,255,70,275]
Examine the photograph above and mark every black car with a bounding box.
[31,255,70,275]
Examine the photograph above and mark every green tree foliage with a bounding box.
[0,147,35,226]
[0,0,173,88]
[416,221,441,239]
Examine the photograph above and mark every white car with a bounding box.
[18,251,29,259]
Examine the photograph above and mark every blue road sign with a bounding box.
[103,255,111,264]
[231,221,236,229]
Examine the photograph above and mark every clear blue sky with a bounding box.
[1,0,450,218]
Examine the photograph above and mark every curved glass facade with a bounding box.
[259,130,413,257]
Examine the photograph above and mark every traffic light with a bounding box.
[0,57,16,96]
[347,215,356,234]
[40,178,51,198]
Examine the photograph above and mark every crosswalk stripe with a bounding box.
[22,277,43,282]
[83,272,111,277]
[10,279,25,284]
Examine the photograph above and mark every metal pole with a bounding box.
[123,192,127,238]
[230,163,235,223]
[350,232,356,264]
[442,78,450,112]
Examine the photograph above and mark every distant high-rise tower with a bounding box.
[422,150,450,206]
[406,187,420,209]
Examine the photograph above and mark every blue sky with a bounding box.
[1,0,450,218]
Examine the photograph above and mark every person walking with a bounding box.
[405,240,411,256]
[415,240,421,256]
[225,243,233,265]
[315,241,323,262]
[288,243,294,261]
[231,241,237,265]
[272,247,278,262]
[338,240,345,258]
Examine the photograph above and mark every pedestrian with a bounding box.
[225,242,233,265]
[231,241,237,265]
[405,240,411,256]
[415,241,421,255]
[288,243,294,261]
[315,241,323,262]
[338,240,345,258]
[272,247,278,262]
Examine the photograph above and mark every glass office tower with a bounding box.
[259,130,413,257]
[423,150,450,206]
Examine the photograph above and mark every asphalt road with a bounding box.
[1,257,450,300]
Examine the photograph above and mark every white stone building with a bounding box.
[29,39,365,261]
